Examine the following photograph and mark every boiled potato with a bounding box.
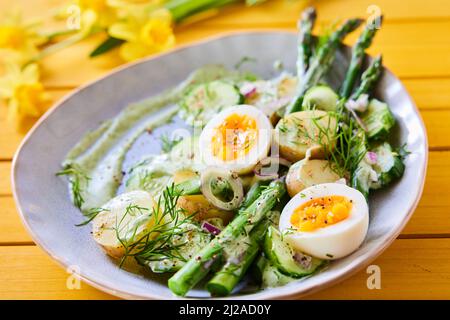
[92,190,156,259]
[173,169,198,184]
[173,170,234,223]
[177,195,235,224]
[274,110,337,162]
[286,159,341,197]
[277,76,298,99]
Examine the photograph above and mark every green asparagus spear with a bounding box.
[351,55,383,100]
[168,179,286,296]
[173,177,201,195]
[340,16,383,98]
[240,180,265,208]
[285,18,363,115]
[296,7,317,77]
[206,217,271,296]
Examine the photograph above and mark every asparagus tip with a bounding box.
[367,14,384,29]
[372,54,383,65]
[301,7,317,20]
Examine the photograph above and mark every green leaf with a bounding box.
[90,37,124,58]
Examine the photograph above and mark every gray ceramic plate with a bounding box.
[12,32,428,300]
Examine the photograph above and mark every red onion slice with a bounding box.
[240,83,257,98]
[201,221,222,236]
[366,151,378,165]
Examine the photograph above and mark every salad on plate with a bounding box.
[57,7,406,297]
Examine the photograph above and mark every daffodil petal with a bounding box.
[119,41,150,61]
[108,22,138,42]
[151,8,173,24]
[22,63,40,83]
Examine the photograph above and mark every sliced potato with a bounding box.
[173,169,198,184]
[173,169,234,223]
[92,190,156,259]
[286,159,341,197]
[274,110,337,162]
[277,76,298,99]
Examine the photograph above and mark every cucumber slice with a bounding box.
[143,223,212,273]
[352,142,405,196]
[302,85,339,112]
[351,160,372,199]
[179,80,243,126]
[371,142,405,188]
[262,260,296,288]
[361,99,395,140]
[263,226,324,278]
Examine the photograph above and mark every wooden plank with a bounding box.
[39,20,450,88]
[402,151,450,235]
[402,78,450,111]
[0,197,33,244]
[307,238,450,299]
[422,110,450,150]
[1,151,449,244]
[1,1,450,87]
[0,239,449,299]
[198,0,450,26]
[2,0,450,28]
[0,245,116,299]
[0,162,11,195]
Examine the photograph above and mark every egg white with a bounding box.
[199,105,272,174]
[279,183,369,260]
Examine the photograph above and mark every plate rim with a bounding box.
[11,30,429,300]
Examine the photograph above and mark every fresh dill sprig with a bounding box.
[396,142,411,160]
[56,164,90,209]
[75,207,108,227]
[160,133,182,153]
[114,183,196,268]
[299,112,367,179]
[234,56,257,70]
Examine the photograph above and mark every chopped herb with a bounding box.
[56,164,90,209]
[160,133,183,153]
[396,142,411,160]
[115,183,197,267]
[234,56,257,70]
[75,207,108,227]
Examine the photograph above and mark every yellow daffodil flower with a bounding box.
[0,63,51,121]
[108,8,175,61]
[77,0,117,28]
[0,11,47,65]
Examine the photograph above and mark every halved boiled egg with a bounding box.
[279,183,369,260]
[199,105,272,174]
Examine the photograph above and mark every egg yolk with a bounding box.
[290,196,352,232]
[211,114,258,161]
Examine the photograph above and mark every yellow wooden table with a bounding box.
[1,0,450,299]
